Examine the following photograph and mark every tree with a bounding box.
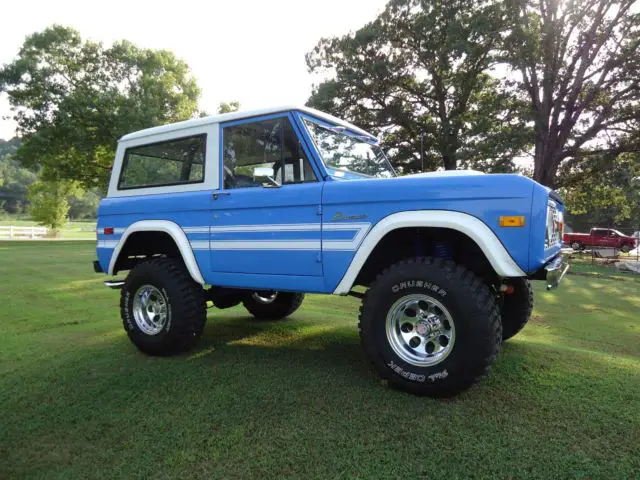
[218,101,240,114]
[68,188,101,219]
[560,152,640,229]
[0,138,36,214]
[28,179,81,233]
[504,0,640,187]
[306,0,529,173]
[0,25,201,189]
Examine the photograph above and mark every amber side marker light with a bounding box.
[499,216,526,227]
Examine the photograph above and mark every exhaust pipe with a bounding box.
[104,280,125,289]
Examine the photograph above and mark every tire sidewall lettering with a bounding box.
[161,287,172,333]
[385,360,450,383]
[391,280,447,298]
[123,290,135,331]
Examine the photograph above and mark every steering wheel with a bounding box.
[231,174,256,188]
[224,165,258,188]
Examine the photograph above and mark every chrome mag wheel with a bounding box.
[132,284,168,335]
[385,294,455,367]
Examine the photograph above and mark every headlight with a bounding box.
[545,200,563,249]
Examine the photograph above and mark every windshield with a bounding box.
[303,118,395,179]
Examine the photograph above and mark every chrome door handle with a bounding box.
[212,191,231,200]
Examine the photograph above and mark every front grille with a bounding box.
[545,200,562,249]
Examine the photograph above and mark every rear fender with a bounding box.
[108,220,205,284]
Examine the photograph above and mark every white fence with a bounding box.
[0,226,49,239]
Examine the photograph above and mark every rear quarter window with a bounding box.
[118,135,206,190]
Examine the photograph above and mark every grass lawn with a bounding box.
[1,242,638,479]
[567,252,640,280]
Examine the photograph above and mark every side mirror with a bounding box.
[253,166,274,178]
[253,166,279,188]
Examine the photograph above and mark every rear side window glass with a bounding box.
[222,117,316,189]
[118,135,206,189]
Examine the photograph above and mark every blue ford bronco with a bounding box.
[94,106,568,397]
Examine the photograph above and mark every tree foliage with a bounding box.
[0,138,36,214]
[306,0,530,173]
[560,152,640,229]
[1,137,98,218]
[0,25,201,189]
[504,0,640,187]
[218,101,241,114]
[28,179,81,231]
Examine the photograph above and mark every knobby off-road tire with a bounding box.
[121,258,206,356]
[359,257,502,397]
[500,278,534,341]
[242,292,304,320]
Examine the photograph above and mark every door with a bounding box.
[209,114,324,277]
[605,230,622,248]
[591,229,608,247]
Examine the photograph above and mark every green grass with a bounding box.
[566,253,640,282]
[1,242,638,479]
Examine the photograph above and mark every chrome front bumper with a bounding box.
[528,254,569,290]
[543,254,569,290]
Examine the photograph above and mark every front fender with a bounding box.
[333,210,526,295]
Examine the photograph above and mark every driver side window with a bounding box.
[222,117,316,189]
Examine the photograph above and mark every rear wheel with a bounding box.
[359,257,502,397]
[121,258,206,355]
[571,241,582,251]
[500,278,533,341]
[242,291,304,320]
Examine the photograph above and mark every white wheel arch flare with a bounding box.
[333,211,527,295]
[108,220,206,285]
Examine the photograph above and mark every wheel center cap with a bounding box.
[417,316,442,336]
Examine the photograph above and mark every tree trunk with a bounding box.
[441,132,458,170]
[442,154,457,170]
[533,149,560,188]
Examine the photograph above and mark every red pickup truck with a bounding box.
[564,228,637,253]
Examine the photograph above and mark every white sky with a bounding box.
[0,0,388,141]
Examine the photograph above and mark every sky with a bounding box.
[0,0,388,141]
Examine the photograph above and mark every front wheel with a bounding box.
[242,291,304,320]
[359,257,502,397]
[620,244,631,253]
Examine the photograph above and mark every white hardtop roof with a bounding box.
[119,105,376,142]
